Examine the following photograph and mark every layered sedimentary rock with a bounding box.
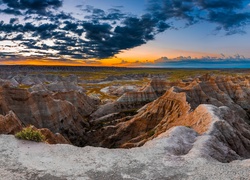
[28,81,84,93]
[87,75,250,158]
[0,111,22,134]
[117,78,167,103]
[1,74,250,159]
[34,126,70,145]
[53,91,99,117]
[91,78,168,119]
[100,85,139,96]
[0,111,70,145]
[0,85,91,146]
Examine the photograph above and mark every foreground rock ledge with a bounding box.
[0,136,250,179]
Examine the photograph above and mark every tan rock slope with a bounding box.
[1,74,250,163]
[0,74,250,179]
[91,78,168,119]
[87,75,250,163]
[0,111,22,134]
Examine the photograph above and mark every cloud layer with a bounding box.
[0,0,250,62]
[142,54,250,68]
[148,0,250,34]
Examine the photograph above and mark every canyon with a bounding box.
[0,67,250,179]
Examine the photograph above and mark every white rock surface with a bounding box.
[0,126,250,179]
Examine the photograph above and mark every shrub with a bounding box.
[15,126,45,142]
[147,130,155,137]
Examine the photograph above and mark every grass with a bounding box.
[147,130,155,137]
[28,69,246,101]
[15,125,45,142]
[43,69,172,81]
[84,78,150,101]
[166,70,219,81]
[18,84,32,89]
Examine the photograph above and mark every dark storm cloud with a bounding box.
[78,13,170,58]
[0,21,58,40]
[0,0,62,14]
[208,11,250,34]
[148,0,250,33]
[62,21,84,35]
[198,0,245,9]
[0,8,22,15]
[83,6,126,21]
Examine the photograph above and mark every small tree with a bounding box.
[15,125,45,142]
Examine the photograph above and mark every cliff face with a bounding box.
[117,78,168,103]
[1,74,250,157]
[0,111,70,145]
[52,91,99,117]
[87,75,250,156]
[91,78,168,119]
[0,85,92,146]
[0,111,22,134]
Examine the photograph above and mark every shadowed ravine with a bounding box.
[0,73,250,162]
[1,70,250,179]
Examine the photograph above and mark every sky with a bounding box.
[0,0,250,67]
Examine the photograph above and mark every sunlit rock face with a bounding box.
[117,78,168,103]
[91,78,168,119]
[1,74,250,161]
[86,75,250,161]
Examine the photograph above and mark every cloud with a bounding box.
[0,0,62,14]
[141,54,250,68]
[0,1,171,60]
[0,0,250,63]
[112,59,129,65]
[152,54,249,64]
[83,6,126,21]
[0,8,22,15]
[148,0,250,33]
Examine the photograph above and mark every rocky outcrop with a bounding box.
[37,127,70,145]
[88,88,191,147]
[53,91,99,117]
[0,111,70,145]
[0,111,22,134]
[28,81,84,93]
[91,78,168,119]
[100,85,139,96]
[1,126,250,179]
[0,85,90,146]
[1,74,250,161]
[87,75,250,155]
[117,78,167,103]
[89,102,250,162]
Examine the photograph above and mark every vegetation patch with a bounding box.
[18,84,32,89]
[148,130,155,137]
[15,126,45,142]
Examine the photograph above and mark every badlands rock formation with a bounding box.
[0,114,250,179]
[87,75,250,154]
[0,111,70,145]
[0,85,97,146]
[0,73,250,179]
[0,111,22,134]
[117,78,168,103]
[91,78,168,119]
